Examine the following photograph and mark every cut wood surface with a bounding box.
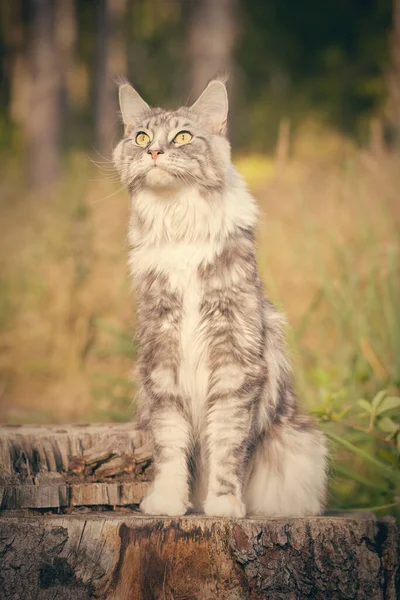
[0,424,152,510]
[0,512,398,600]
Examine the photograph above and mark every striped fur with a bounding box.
[113,80,327,517]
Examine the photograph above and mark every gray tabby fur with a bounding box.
[113,79,327,517]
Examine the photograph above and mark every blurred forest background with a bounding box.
[0,0,399,515]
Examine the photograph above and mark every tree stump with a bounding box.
[0,424,152,510]
[0,424,399,599]
[0,512,398,599]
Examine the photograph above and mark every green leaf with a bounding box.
[375,396,400,416]
[311,406,329,417]
[333,406,352,420]
[357,399,372,414]
[371,390,387,411]
[377,416,399,434]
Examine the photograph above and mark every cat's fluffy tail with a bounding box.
[244,417,328,517]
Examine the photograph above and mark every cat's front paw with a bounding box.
[140,490,188,516]
[204,494,246,518]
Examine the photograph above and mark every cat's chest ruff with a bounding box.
[130,240,217,288]
[131,241,211,358]
[131,240,212,421]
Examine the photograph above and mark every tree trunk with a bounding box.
[0,0,23,127]
[0,513,398,600]
[26,0,61,192]
[0,424,152,510]
[388,0,400,144]
[94,0,127,158]
[188,0,238,98]
[55,0,77,133]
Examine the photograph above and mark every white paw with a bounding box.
[140,490,188,516]
[204,494,246,518]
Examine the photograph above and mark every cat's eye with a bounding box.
[135,132,151,146]
[173,131,193,145]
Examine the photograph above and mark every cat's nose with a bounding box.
[148,149,164,161]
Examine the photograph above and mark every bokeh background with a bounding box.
[0,0,399,515]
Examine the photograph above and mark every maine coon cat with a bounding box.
[113,79,327,517]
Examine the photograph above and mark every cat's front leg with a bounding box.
[203,367,258,518]
[140,403,191,516]
[199,259,265,518]
[136,276,192,517]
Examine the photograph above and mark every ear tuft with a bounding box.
[190,80,228,134]
[119,84,150,127]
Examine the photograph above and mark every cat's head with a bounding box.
[113,79,231,194]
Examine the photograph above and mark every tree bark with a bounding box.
[0,424,152,510]
[0,513,398,599]
[26,0,61,192]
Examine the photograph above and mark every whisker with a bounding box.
[90,185,126,205]
[88,176,122,183]
[87,156,114,166]
[90,147,115,164]
[87,156,118,174]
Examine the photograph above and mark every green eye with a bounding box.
[173,131,193,145]
[135,132,151,146]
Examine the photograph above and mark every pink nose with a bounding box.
[148,149,163,161]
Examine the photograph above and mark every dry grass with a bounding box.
[0,144,399,423]
[244,150,400,408]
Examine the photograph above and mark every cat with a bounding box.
[113,78,328,518]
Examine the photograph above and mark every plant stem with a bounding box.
[329,418,396,448]
[333,465,388,492]
[327,432,400,481]
[331,501,399,513]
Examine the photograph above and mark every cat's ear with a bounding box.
[118,84,149,133]
[190,80,228,134]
